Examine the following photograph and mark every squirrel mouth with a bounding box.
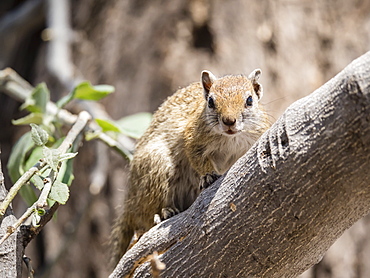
[225,129,238,135]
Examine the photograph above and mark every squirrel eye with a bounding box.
[208,96,215,109]
[246,96,253,107]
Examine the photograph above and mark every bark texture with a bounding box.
[0,157,23,278]
[111,52,370,278]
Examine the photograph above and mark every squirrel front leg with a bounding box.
[161,207,180,220]
[199,172,221,190]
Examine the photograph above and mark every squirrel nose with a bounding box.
[222,117,236,127]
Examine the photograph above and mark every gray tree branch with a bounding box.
[0,152,23,278]
[110,51,370,278]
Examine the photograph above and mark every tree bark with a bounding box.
[110,51,370,278]
[0,153,23,278]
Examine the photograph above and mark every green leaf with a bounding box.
[58,140,78,186]
[49,180,69,204]
[56,82,114,107]
[73,81,115,101]
[57,152,76,186]
[58,159,75,186]
[95,118,121,133]
[21,83,50,113]
[7,132,34,183]
[23,146,43,171]
[115,112,152,139]
[30,124,49,146]
[56,93,74,109]
[43,147,61,171]
[19,184,38,206]
[31,175,45,190]
[59,152,78,162]
[47,198,56,207]
[12,113,44,125]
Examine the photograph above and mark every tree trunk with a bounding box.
[111,52,370,278]
[0,155,23,278]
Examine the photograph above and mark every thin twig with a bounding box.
[58,111,91,153]
[36,174,55,209]
[0,161,47,216]
[23,256,35,278]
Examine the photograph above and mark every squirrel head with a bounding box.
[201,69,265,136]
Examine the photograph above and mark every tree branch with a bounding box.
[110,51,370,278]
[0,160,46,216]
[0,68,134,160]
[0,151,23,278]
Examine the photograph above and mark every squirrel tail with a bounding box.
[109,212,135,269]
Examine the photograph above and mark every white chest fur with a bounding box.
[206,132,257,174]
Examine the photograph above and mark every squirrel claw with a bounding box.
[200,172,221,190]
[161,207,180,220]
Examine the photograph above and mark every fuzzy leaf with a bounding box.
[43,147,61,171]
[58,159,75,186]
[21,83,50,113]
[49,180,69,204]
[31,175,45,190]
[59,152,78,162]
[12,113,44,125]
[30,124,49,146]
[7,132,34,182]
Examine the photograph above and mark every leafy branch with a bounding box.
[0,68,151,161]
[0,111,90,244]
[0,67,152,250]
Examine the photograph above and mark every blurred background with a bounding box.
[1,0,370,277]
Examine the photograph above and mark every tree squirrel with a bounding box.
[110,69,270,266]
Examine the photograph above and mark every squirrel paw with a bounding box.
[161,207,180,220]
[200,172,221,190]
[154,214,162,225]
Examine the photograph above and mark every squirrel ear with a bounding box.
[201,70,217,98]
[248,69,263,99]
